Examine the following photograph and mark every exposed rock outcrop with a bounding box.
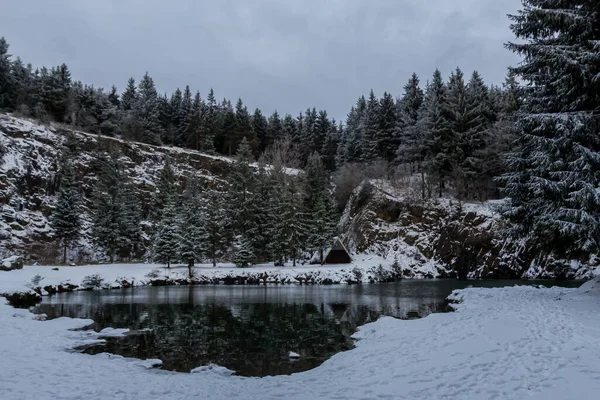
[340,180,598,279]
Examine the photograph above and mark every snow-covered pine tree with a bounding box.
[303,152,337,263]
[252,108,269,153]
[91,154,129,263]
[119,181,143,261]
[203,187,227,267]
[153,201,180,268]
[250,157,274,261]
[422,69,453,197]
[376,92,398,162]
[50,159,81,264]
[501,0,600,257]
[134,72,163,145]
[121,77,137,111]
[154,155,177,218]
[232,234,255,268]
[0,37,14,109]
[177,85,192,147]
[228,137,257,237]
[362,90,380,162]
[396,73,424,171]
[178,175,206,276]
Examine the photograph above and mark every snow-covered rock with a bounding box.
[288,351,300,359]
[341,179,599,279]
[0,255,23,271]
[190,363,236,376]
[98,328,129,338]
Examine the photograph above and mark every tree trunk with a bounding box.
[188,261,194,279]
[319,248,324,265]
[63,241,68,264]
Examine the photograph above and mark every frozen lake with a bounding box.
[34,280,581,377]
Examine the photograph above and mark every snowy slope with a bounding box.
[0,114,236,263]
[1,279,599,399]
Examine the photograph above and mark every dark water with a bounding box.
[34,280,581,377]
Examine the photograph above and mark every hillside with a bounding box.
[0,114,234,263]
[1,114,598,279]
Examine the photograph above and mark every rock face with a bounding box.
[340,180,598,279]
[0,114,233,263]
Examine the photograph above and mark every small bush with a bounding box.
[81,274,104,290]
[352,267,364,283]
[145,269,162,279]
[28,274,45,289]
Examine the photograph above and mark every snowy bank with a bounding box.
[0,257,406,296]
[1,278,600,399]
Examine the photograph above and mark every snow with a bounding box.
[288,351,300,359]
[0,258,406,295]
[98,328,129,338]
[1,278,599,399]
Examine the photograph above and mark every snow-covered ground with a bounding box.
[0,255,420,296]
[1,277,599,399]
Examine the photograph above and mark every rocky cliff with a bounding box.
[340,180,598,279]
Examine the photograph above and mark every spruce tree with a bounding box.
[396,73,424,170]
[120,182,143,261]
[0,37,14,109]
[228,137,257,239]
[421,69,453,197]
[303,152,337,263]
[153,201,180,268]
[50,160,81,264]
[501,0,600,257]
[203,187,227,267]
[178,175,206,275]
[121,77,137,111]
[177,85,192,147]
[91,154,128,263]
[252,108,269,153]
[155,155,177,216]
[232,235,255,268]
[135,72,163,145]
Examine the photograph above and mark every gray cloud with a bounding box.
[0,0,522,121]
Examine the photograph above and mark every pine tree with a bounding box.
[501,0,600,257]
[203,188,227,267]
[376,92,398,162]
[135,72,163,145]
[153,201,180,268]
[177,85,192,147]
[232,234,255,268]
[266,111,282,151]
[91,154,128,263]
[251,157,274,260]
[228,137,256,237]
[121,77,137,111]
[0,37,14,109]
[187,91,205,150]
[155,155,177,216]
[396,73,424,170]
[120,182,143,260]
[178,175,206,275]
[303,152,337,263]
[362,90,380,162]
[50,159,81,264]
[252,108,269,153]
[421,69,453,197]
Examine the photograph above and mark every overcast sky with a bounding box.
[1,0,522,121]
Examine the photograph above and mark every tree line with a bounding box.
[50,138,337,269]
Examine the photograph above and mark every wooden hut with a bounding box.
[324,238,352,264]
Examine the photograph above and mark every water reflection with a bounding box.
[35,280,580,376]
